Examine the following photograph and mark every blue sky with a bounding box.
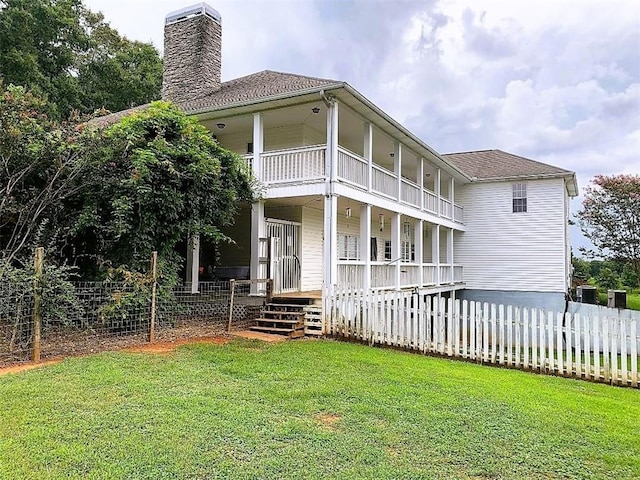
[86,0,640,253]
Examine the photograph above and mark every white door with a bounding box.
[266,219,301,294]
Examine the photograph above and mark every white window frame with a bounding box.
[512,183,527,213]
[338,234,359,261]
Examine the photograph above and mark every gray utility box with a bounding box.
[577,285,597,304]
[607,289,627,309]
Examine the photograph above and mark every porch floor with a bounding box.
[273,290,322,300]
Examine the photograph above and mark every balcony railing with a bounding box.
[255,144,464,223]
[337,261,463,290]
[372,164,397,199]
[261,145,325,184]
[337,147,368,188]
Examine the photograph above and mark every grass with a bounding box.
[597,291,640,310]
[1,339,639,480]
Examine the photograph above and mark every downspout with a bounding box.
[319,90,332,108]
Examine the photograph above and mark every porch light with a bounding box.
[379,214,384,232]
[345,207,352,218]
[312,107,320,114]
[216,123,226,129]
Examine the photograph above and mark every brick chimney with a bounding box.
[162,3,222,105]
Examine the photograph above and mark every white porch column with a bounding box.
[447,227,454,284]
[364,122,373,192]
[250,200,265,295]
[360,203,372,291]
[432,225,440,286]
[323,98,339,289]
[418,157,424,211]
[435,168,441,216]
[186,234,200,294]
[326,100,339,182]
[323,194,338,288]
[415,219,424,287]
[392,213,401,290]
[450,177,455,203]
[394,142,402,201]
[252,113,264,180]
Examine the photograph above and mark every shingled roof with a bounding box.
[182,70,341,112]
[442,149,573,180]
[89,70,341,127]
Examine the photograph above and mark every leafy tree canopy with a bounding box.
[576,174,640,287]
[0,0,162,119]
[1,84,255,282]
[0,82,99,266]
[71,101,256,279]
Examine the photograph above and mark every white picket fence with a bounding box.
[325,288,639,388]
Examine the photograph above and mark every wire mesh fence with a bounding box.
[0,252,269,367]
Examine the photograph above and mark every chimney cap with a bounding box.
[165,2,221,25]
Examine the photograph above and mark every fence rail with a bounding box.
[326,287,639,388]
[1,252,269,366]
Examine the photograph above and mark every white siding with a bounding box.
[337,213,394,261]
[301,207,324,290]
[455,178,568,293]
[303,125,325,146]
[217,125,306,155]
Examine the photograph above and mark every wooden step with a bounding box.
[264,303,306,309]
[251,325,304,332]
[255,318,302,325]
[261,310,306,317]
[250,325,305,338]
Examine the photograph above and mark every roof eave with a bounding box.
[471,172,579,196]
[187,83,346,118]
[340,84,472,182]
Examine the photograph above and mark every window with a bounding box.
[384,241,392,261]
[512,183,527,213]
[401,222,414,262]
[338,235,359,261]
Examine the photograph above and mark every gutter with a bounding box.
[188,83,345,117]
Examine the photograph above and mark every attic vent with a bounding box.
[165,2,221,25]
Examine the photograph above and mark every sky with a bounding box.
[85,0,640,252]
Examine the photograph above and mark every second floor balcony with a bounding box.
[247,144,464,224]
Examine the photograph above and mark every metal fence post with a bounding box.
[149,251,158,343]
[32,247,44,363]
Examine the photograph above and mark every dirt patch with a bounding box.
[0,359,64,377]
[124,336,229,354]
[313,412,342,430]
[0,334,230,377]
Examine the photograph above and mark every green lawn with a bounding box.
[1,340,639,480]
[598,292,640,310]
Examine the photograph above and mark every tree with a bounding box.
[571,257,591,282]
[69,102,255,279]
[0,0,162,119]
[0,83,98,267]
[576,174,640,287]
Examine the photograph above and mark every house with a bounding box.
[443,150,577,311]
[95,3,578,313]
